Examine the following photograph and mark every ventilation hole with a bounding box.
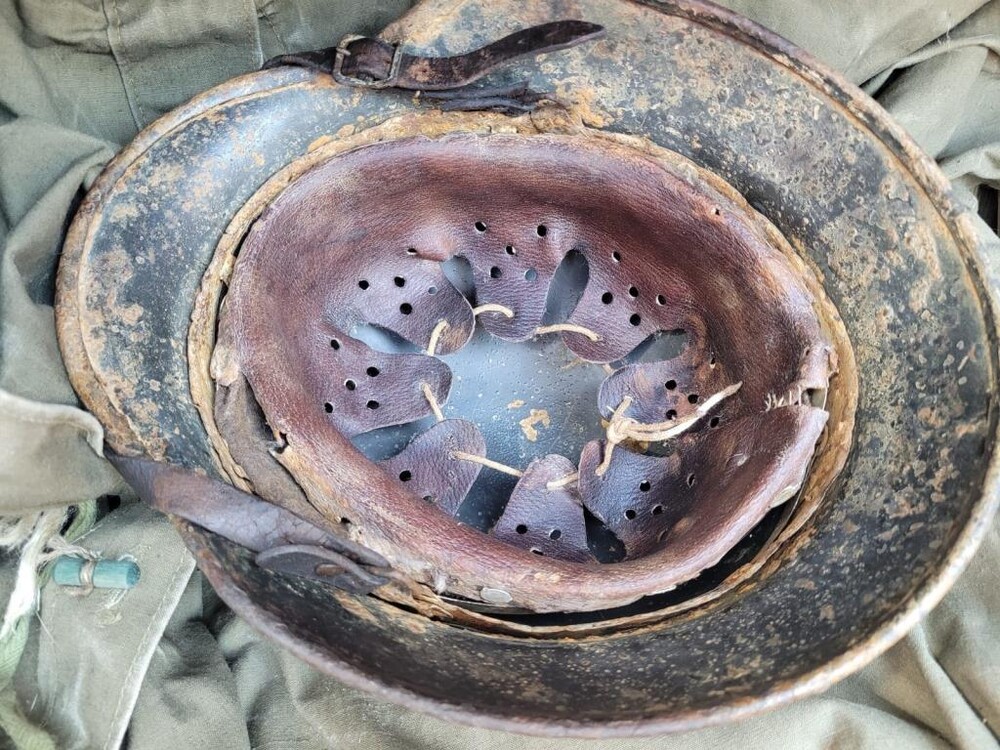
[629,313,642,326]
[687,473,696,486]
[536,224,547,237]
[601,291,614,304]
[324,402,333,413]
[358,279,370,290]
[804,346,811,356]
[489,266,502,279]
[394,276,406,287]
[628,286,639,298]
[688,393,699,404]
[399,470,412,482]
[712,207,721,216]
[639,481,651,492]
[423,495,435,503]
[475,220,487,232]
[345,379,356,390]
[549,529,562,540]
[658,529,668,542]
[543,248,588,325]
[709,355,717,366]
[366,400,380,410]
[428,286,438,295]
[524,268,538,281]
[405,247,418,256]
[330,338,341,350]
[652,504,664,515]
[515,524,528,535]
[624,509,637,520]
[803,387,827,407]
[665,379,677,390]
[666,409,677,420]
[366,366,380,377]
[612,251,622,263]
[709,416,720,428]
[341,517,352,528]
[656,294,666,306]
[531,548,545,556]
[505,245,517,255]
[399,303,413,315]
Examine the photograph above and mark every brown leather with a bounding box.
[212,371,313,519]
[599,347,734,425]
[218,229,468,437]
[491,455,594,563]
[263,21,606,102]
[255,544,390,594]
[341,21,604,91]
[378,419,485,516]
[110,455,386,565]
[209,129,835,612]
[578,407,829,558]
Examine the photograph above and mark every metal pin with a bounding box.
[52,556,140,592]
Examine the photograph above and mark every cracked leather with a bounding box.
[263,21,606,94]
[208,129,834,610]
[110,454,389,573]
[578,406,829,559]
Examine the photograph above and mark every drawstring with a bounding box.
[417,302,732,487]
[594,382,742,476]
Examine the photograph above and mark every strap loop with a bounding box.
[263,21,605,112]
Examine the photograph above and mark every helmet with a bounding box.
[56,0,999,736]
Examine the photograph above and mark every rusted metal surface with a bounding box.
[209,125,841,612]
[186,108,853,623]
[55,0,999,736]
[273,19,606,99]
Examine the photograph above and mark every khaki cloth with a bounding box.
[0,0,998,747]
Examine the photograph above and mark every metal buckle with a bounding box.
[331,34,403,89]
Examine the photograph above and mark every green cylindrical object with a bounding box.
[51,556,140,590]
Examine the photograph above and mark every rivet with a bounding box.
[480,587,513,604]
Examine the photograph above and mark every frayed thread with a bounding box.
[0,502,97,638]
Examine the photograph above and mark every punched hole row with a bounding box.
[398,470,436,505]
[473,221,543,284]
[598,285,664,326]
[597,292,653,303]
[623,503,665,520]
[323,398,380,412]
[473,221,547,237]
[663,381,719,422]
[357,276,420,314]
[514,523,562,541]
[486,265,536,281]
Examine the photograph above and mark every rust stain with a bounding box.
[333,590,380,625]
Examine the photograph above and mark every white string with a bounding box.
[534,323,601,341]
[472,303,514,318]
[595,382,743,476]
[420,382,445,422]
[426,319,450,356]
[450,451,524,477]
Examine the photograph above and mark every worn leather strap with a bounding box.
[263,20,604,101]
[256,544,391,594]
[110,453,392,594]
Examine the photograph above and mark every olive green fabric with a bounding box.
[0,0,997,748]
